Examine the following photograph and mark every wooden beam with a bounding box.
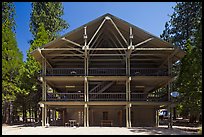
[106,33,125,59]
[90,54,125,56]
[38,48,53,68]
[52,59,84,62]
[41,48,81,51]
[159,47,179,68]
[46,54,84,57]
[109,18,129,46]
[134,38,154,48]
[61,37,82,48]
[127,37,154,57]
[87,18,106,47]
[135,48,174,51]
[41,48,84,54]
[109,29,126,49]
[90,35,104,54]
[88,48,126,50]
[89,31,103,49]
[131,53,167,57]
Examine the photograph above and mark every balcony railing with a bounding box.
[131,93,168,102]
[130,68,168,76]
[89,93,126,101]
[45,68,168,76]
[46,93,84,101]
[89,68,126,76]
[46,92,168,102]
[46,68,84,76]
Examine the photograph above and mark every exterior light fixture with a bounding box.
[65,86,75,88]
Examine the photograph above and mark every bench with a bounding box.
[100,120,113,127]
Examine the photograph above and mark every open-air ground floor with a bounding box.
[2,124,200,135]
[42,103,163,127]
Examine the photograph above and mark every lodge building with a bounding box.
[31,13,185,127]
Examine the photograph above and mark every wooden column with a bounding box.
[155,109,159,127]
[126,105,129,128]
[41,58,47,127]
[41,106,45,126]
[84,26,89,103]
[45,105,47,125]
[167,58,173,128]
[129,103,132,128]
[86,105,89,127]
[84,104,87,127]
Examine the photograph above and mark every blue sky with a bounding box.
[14,2,176,61]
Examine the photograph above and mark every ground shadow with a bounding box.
[128,127,192,135]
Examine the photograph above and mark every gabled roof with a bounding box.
[31,13,185,68]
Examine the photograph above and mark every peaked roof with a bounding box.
[31,13,185,68]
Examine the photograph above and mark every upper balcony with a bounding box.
[45,68,168,76]
[45,92,168,102]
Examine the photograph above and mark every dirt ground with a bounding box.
[2,125,199,135]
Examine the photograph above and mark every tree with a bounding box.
[23,2,69,123]
[30,2,69,40]
[160,2,202,50]
[17,23,50,123]
[2,2,23,124]
[2,2,16,31]
[160,2,202,122]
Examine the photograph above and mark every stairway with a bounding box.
[89,81,115,99]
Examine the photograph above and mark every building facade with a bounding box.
[31,13,185,127]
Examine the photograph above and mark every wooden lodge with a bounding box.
[31,13,185,127]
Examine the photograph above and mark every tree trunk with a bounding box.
[34,107,38,123]
[173,107,176,120]
[29,105,31,123]
[22,105,27,123]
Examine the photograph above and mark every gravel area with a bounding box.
[2,125,199,135]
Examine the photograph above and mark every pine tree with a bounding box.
[30,2,69,40]
[2,2,23,124]
[18,23,50,123]
[160,2,202,122]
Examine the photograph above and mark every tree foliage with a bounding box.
[2,2,16,31]
[2,2,23,124]
[2,2,23,102]
[30,2,69,40]
[160,2,202,50]
[160,2,202,122]
[17,23,51,122]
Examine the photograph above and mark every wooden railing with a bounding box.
[130,68,168,76]
[131,93,168,102]
[89,93,126,101]
[46,93,84,101]
[46,92,168,102]
[89,68,126,76]
[45,68,168,76]
[46,68,84,76]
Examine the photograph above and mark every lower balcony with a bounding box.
[46,93,84,101]
[46,93,168,102]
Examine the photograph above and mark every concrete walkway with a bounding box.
[2,125,199,135]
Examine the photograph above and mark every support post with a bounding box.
[129,103,132,128]
[126,105,129,128]
[84,77,87,102]
[167,58,173,128]
[84,104,87,127]
[45,105,47,125]
[84,26,89,103]
[156,109,159,127]
[41,58,47,127]
[41,106,45,127]
[86,105,89,127]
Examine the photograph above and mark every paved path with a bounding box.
[2,125,199,135]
